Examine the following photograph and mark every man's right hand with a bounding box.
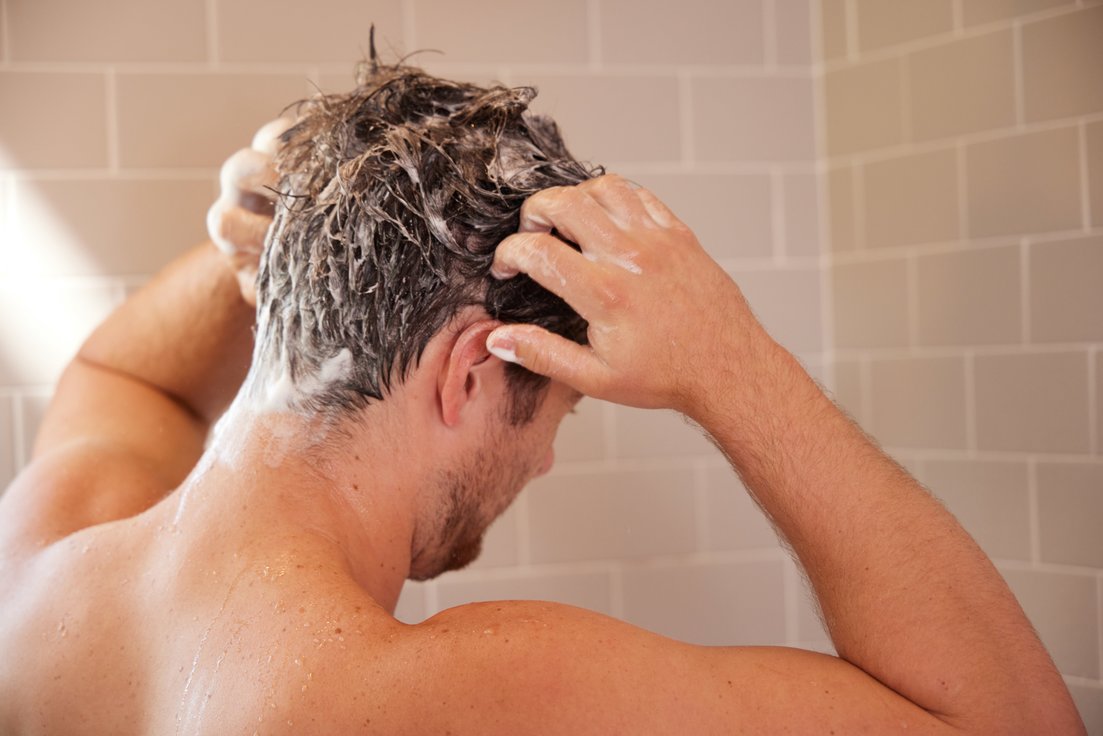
[206,118,291,306]
[487,174,771,420]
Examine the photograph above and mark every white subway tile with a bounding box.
[1068,681,1103,736]
[733,267,824,354]
[832,258,910,349]
[6,178,212,278]
[1022,6,1103,122]
[701,466,781,552]
[775,0,814,66]
[782,172,822,258]
[1001,567,1100,678]
[918,459,1031,561]
[523,74,681,164]
[7,0,206,62]
[916,244,1021,346]
[394,582,430,623]
[1030,235,1103,343]
[869,357,968,450]
[974,352,1091,453]
[217,0,403,63]
[553,398,606,463]
[692,76,816,162]
[621,559,786,645]
[627,173,773,261]
[611,406,717,460]
[117,73,307,168]
[0,72,108,170]
[1036,461,1103,568]
[966,127,1082,238]
[855,0,954,53]
[525,468,697,563]
[416,0,588,64]
[466,502,520,570]
[599,0,764,64]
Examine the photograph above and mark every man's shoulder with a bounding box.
[311,598,696,735]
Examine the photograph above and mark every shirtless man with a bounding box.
[0,63,1084,735]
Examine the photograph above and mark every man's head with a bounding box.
[249,59,598,425]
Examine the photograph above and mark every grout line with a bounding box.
[906,253,919,347]
[821,3,1081,73]
[0,57,817,77]
[1027,457,1041,564]
[964,352,977,454]
[1020,238,1031,344]
[859,356,873,428]
[899,54,912,144]
[401,0,416,53]
[692,461,711,549]
[996,558,1103,576]
[844,0,859,61]
[882,446,1103,467]
[783,558,801,647]
[0,0,9,63]
[955,141,969,240]
[1079,120,1092,232]
[586,0,602,68]
[828,228,1103,265]
[770,170,786,262]
[423,580,439,617]
[601,400,617,465]
[1088,349,1098,456]
[830,341,1103,362]
[105,69,119,172]
[205,0,218,65]
[853,162,866,249]
[609,564,624,619]
[1012,21,1025,128]
[763,0,778,70]
[1098,573,1103,683]
[11,392,25,471]
[515,490,532,566]
[823,111,1103,168]
[677,70,694,165]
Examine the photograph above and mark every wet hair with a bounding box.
[251,54,600,425]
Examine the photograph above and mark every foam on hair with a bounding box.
[244,52,600,423]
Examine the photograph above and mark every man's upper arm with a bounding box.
[0,357,206,550]
[390,601,958,735]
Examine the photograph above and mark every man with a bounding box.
[0,61,1084,734]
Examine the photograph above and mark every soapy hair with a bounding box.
[250,55,598,424]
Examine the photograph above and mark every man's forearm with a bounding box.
[77,241,255,426]
[693,335,1080,732]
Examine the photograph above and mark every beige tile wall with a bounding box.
[822,0,1103,721]
[0,0,828,657]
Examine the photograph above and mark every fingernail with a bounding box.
[490,264,518,280]
[487,335,520,364]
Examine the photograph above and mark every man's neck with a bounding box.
[165,405,424,613]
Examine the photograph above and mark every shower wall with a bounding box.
[820,0,1103,727]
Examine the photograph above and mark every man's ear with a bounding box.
[438,319,505,428]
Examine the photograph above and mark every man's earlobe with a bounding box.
[439,319,503,427]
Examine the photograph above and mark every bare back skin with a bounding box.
[0,171,1086,734]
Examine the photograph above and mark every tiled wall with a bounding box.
[820,0,1103,728]
[0,0,830,656]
